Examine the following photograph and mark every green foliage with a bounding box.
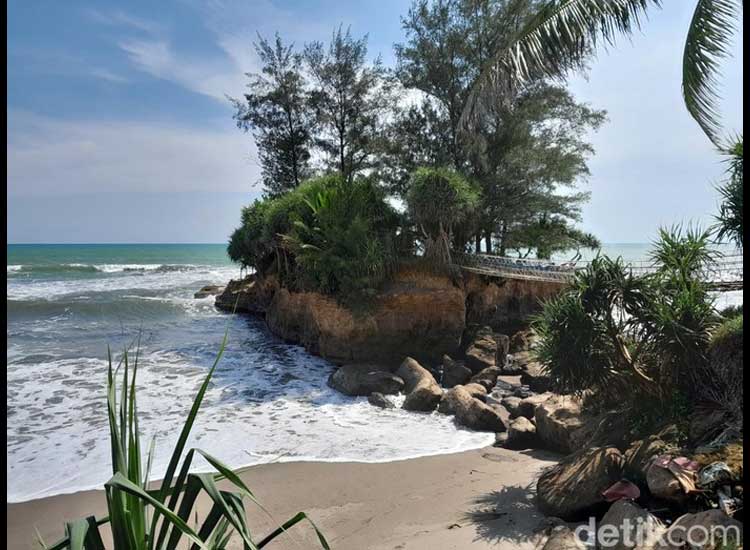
[42,336,329,550]
[714,135,743,247]
[283,176,401,296]
[533,227,719,418]
[406,167,480,265]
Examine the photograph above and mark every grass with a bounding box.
[39,332,329,550]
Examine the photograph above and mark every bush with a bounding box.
[532,227,719,420]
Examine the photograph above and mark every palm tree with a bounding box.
[714,135,743,247]
[461,0,742,147]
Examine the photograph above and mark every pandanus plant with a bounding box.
[40,334,329,550]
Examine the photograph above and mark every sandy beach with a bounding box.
[7,446,560,550]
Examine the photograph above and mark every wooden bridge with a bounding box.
[454,252,743,292]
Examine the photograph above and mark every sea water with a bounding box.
[6,243,741,502]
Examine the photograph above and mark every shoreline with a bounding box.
[7,446,560,550]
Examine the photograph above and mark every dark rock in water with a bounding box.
[464,326,498,373]
[469,366,503,391]
[327,364,404,397]
[442,355,472,388]
[368,392,395,409]
[506,417,538,449]
[195,285,225,299]
[534,395,583,454]
[397,357,443,412]
[537,447,625,520]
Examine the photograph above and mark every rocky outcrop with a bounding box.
[265,272,466,364]
[367,392,395,409]
[194,285,224,299]
[327,364,404,396]
[534,395,583,454]
[442,355,472,388]
[396,357,443,412]
[469,366,503,391]
[439,386,507,432]
[215,275,278,313]
[519,392,554,419]
[464,326,499,372]
[537,447,625,520]
[500,396,523,418]
[506,416,538,449]
[598,500,664,550]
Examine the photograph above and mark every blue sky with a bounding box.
[7,1,743,243]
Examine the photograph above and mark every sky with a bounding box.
[7,1,744,244]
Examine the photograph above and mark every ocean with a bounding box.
[6,243,742,502]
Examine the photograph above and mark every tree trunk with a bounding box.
[475,235,482,254]
[484,234,492,254]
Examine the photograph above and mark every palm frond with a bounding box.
[462,0,660,127]
[682,0,741,146]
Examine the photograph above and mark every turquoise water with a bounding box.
[6,243,496,502]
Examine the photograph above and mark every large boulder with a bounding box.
[438,383,487,414]
[397,357,443,412]
[534,395,583,454]
[464,326,498,372]
[462,382,488,399]
[442,355,472,388]
[327,364,404,396]
[367,392,395,409]
[655,510,743,549]
[537,447,625,521]
[505,416,538,449]
[448,386,508,432]
[519,392,555,419]
[469,366,503,391]
[597,500,665,550]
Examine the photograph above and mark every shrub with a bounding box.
[532,227,719,419]
[41,338,329,550]
[406,167,480,266]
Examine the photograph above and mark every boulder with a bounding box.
[464,326,498,372]
[463,382,488,399]
[438,383,487,414]
[597,500,665,550]
[505,416,538,449]
[624,437,676,483]
[215,275,278,313]
[534,395,583,454]
[327,364,404,396]
[495,333,510,366]
[442,355,472,388]
[655,510,743,550]
[450,386,508,432]
[396,357,443,412]
[520,360,553,392]
[367,392,395,409]
[500,396,524,418]
[537,447,625,521]
[510,329,534,353]
[518,392,554,419]
[541,526,586,550]
[469,366,503,391]
[194,285,224,298]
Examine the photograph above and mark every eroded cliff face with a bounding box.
[214,266,564,364]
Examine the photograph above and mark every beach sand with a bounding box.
[7,446,559,549]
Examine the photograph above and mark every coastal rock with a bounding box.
[463,382,488,400]
[442,355,472,388]
[500,396,523,418]
[367,392,395,409]
[505,416,538,449]
[449,386,508,432]
[194,285,224,299]
[397,357,443,412]
[215,275,278,313]
[597,500,664,550]
[495,333,510,366]
[520,360,553,393]
[534,395,583,454]
[655,510,743,549]
[265,268,466,363]
[518,392,554,420]
[540,526,586,550]
[438,384,486,414]
[469,366,503,391]
[537,447,625,520]
[327,364,404,397]
[464,326,498,372]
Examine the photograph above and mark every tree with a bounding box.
[304,26,394,181]
[232,34,314,197]
[714,135,743,247]
[463,0,742,147]
[406,167,480,265]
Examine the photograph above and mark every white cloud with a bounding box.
[7,111,261,198]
